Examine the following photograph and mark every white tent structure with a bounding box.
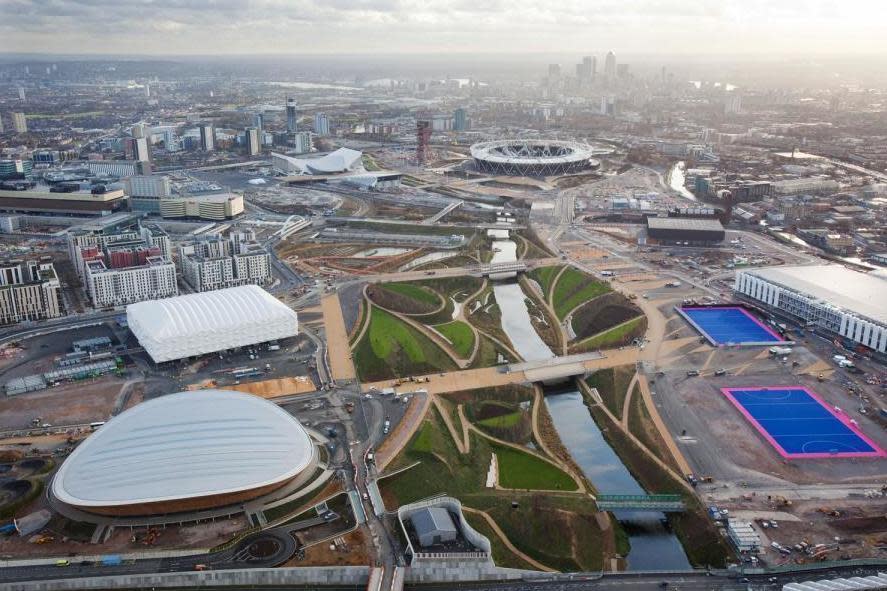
[272,147,364,175]
[127,285,298,363]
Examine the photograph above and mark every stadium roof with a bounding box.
[127,285,298,363]
[646,217,724,232]
[746,265,886,325]
[51,390,314,508]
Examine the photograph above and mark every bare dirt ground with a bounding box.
[226,376,316,398]
[285,528,371,567]
[0,376,129,430]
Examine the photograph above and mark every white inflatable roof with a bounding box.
[52,390,314,507]
[127,285,298,363]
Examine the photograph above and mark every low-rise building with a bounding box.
[0,258,62,324]
[158,192,244,220]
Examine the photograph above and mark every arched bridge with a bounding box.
[596,494,686,512]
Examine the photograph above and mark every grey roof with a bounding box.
[746,264,887,325]
[412,507,457,537]
[646,217,724,232]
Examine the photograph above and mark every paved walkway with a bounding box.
[320,293,356,381]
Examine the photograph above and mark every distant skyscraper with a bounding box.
[604,51,617,80]
[253,113,264,134]
[724,93,742,115]
[17,87,25,101]
[547,64,561,78]
[291,131,312,154]
[453,108,468,132]
[579,56,594,82]
[199,123,215,151]
[144,83,151,98]
[313,113,330,136]
[286,97,298,134]
[244,127,260,156]
[12,112,27,134]
[0,114,4,134]
[131,123,146,139]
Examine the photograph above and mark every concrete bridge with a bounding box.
[596,494,686,512]
[473,261,528,278]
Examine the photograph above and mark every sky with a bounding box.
[1,0,886,57]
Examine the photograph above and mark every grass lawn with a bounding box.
[477,410,523,429]
[433,320,475,357]
[353,306,456,381]
[552,268,611,320]
[572,316,646,352]
[492,442,577,491]
[379,403,603,572]
[382,282,442,307]
[585,366,635,420]
[463,512,537,570]
[528,265,563,300]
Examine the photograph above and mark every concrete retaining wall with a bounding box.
[0,566,370,591]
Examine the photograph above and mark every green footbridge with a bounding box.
[596,494,685,512]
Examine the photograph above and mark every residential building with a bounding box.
[291,131,312,154]
[12,112,27,134]
[0,258,61,324]
[453,108,468,132]
[313,113,330,136]
[85,256,178,308]
[244,127,260,156]
[179,231,271,292]
[199,123,215,151]
[286,97,298,134]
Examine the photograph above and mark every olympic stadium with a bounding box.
[50,390,325,522]
[470,140,602,176]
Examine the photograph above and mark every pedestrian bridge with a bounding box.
[596,494,686,512]
[473,261,527,277]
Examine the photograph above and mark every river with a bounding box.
[546,390,692,571]
[667,162,697,202]
[490,280,691,569]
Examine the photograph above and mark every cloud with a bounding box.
[0,0,885,55]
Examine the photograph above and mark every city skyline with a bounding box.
[1,0,886,57]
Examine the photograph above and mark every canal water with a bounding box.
[545,390,691,570]
[667,161,697,202]
[490,279,689,569]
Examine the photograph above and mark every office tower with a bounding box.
[144,83,151,98]
[0,114,4,133]
[17,87,25,101]
[616,63,629,78]
[245,127,260,156]
[12,112,27,134]
[453,108,468,132]
[199,123,215,151]
[286,97,298,134]
[313,113,330,136]
[604,51,616,80]
[131,123,146,138]
[253,113,264,134]
[547,64,561,78]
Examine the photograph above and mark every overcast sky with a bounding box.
[1,0,886,57]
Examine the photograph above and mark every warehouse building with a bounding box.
[50,390,320,521]
[646,217,725,245]
[127,284,298,363]
[0,186,127,216]
[735,265,887,355]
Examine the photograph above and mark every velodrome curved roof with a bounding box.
[52,390,315,508]
[126,285,299,363]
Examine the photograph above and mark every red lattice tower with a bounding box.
[416,119,432,165]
